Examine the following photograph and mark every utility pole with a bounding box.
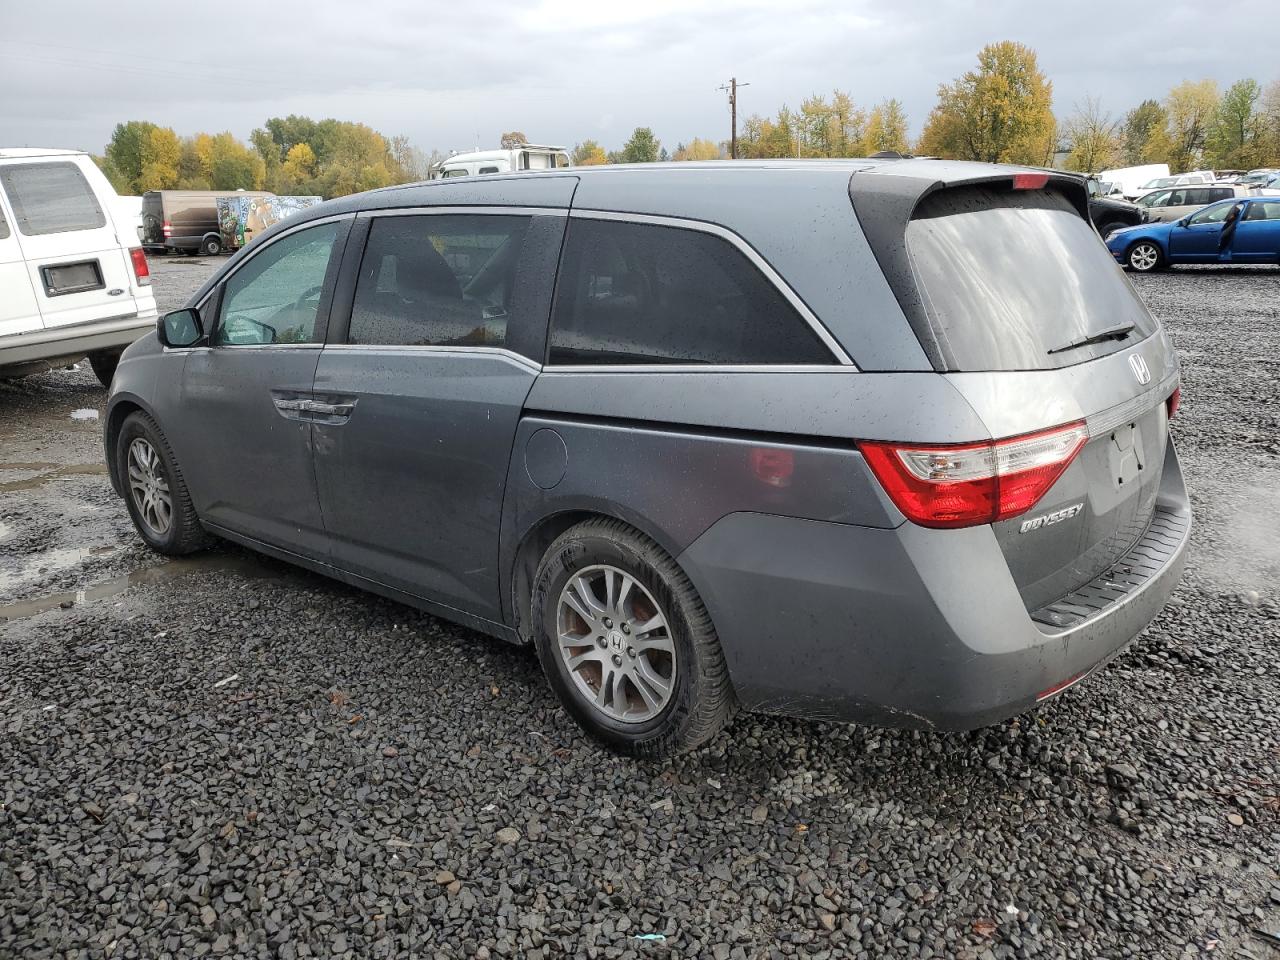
[718,77,749,159]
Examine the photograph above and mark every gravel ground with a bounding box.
[2,258,1278,959]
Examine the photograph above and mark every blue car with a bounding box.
[1106,196,1280,272]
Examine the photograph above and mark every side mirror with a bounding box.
[1177,217,1190,228]
[158,308,204,348]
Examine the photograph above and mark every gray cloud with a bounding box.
[0,0,1273,155]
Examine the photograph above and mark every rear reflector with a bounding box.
[858,421,1089,529]
[129,247,151,286]
[1036,669,1089,701]
[1012,172,1050,190]
[1166,386,1181,420]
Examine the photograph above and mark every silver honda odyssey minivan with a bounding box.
[104,160,1190,756]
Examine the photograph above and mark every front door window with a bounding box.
[216,221,339,345]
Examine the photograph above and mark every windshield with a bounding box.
[1142,177,1177,189]
[905,186,1157,371]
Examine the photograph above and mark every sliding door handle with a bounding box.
[302,400,354,417]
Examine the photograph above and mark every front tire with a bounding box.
[116,412,211,555]
[1126,241,1163,272]
[531,518,735,757]
[88,349,123,388]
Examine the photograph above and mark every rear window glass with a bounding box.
[0,162,106,236]
[905,187,1156,371]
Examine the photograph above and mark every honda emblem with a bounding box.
[1128,353,1151,385]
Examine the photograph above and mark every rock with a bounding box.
[435,870,455,885]
[495,827,521,845]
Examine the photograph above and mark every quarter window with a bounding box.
[547,218,834,366]
[348,214,532,348]
[0,162,106,236]
[215,221,339,346]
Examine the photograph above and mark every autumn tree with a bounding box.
[673,138,722,161]
[917,41,1055,165]
[1121,100,1171,166]
[1264,80,1280,163]
[92,155,130,194]
[1063,96,1122,173]
[861,99,909,155]
[1165,80,1219,171]
[105,121,168,193]
[571,140,608,165]
[499,131,529,149]
[1207,79,1264,168]
[618,127,660,163]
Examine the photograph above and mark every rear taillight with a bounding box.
[1166,386,1181,420]
[162,219,172,237]
[129,247,151,286]
[858,421,1089,529]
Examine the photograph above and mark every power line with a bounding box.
[717,78,749,159]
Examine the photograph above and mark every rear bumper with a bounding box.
[0,311,158,371]
[677,440,1191,730]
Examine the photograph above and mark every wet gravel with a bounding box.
[2,259,1279,959]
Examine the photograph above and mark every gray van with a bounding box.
[1134,184,1245,222]
[103,160,1191,756]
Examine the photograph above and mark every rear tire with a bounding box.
[531,518,735,757]
[200,235,222,256]
[88,349,123,388]
[1126,241,1164,272]
[116,411,211,556]
[1096,221,1125,240]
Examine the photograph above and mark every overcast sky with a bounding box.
[1,0,1272,156]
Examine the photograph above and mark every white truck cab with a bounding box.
[433,144,571,179]
[0,148,157,386]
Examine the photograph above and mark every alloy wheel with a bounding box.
[555,564,677,724]
[1129,243,1160,271]
[127,438,173,536]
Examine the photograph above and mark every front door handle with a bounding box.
[272,396,356,422]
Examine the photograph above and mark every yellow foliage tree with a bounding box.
[571,140,608,165]
[139,126,181,190]
[1165,79,1219,171]
[673,138,722,161]
[917,41,1055,165]
[861,99,910,155]
[280,142,318,190]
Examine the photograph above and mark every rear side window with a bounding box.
[0,162,106,236]
[1244,201,1280,221]
[905,187,1155,371]
[0,205,9,240]
[548,218,834,366]
[349,214,531,349]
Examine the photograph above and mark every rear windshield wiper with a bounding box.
[1047,322,1135,356]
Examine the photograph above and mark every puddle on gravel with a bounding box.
[0,462,109,494]
[0,553,288,623]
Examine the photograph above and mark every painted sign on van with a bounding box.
[217,195,322,250]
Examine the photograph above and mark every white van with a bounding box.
[0,148,157,386]
[433,144,571,179]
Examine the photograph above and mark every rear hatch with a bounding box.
[0,158,145,332]
[852,170,1179,611]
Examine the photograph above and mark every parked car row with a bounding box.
[1106,196,1280,271]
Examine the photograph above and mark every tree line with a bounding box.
[96,43,1280,201]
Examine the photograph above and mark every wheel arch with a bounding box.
[506,505,692,645]
[104,393,158,496]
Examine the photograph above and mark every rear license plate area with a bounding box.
[40,260,104,297]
